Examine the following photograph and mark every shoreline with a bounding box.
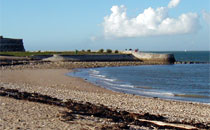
[68,65,210,105]
[0,62,210,129]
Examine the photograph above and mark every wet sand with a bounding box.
[0,62,210,129]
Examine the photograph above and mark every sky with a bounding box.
[0,0,210,51]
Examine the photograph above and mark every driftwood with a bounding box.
[138,119,198,130]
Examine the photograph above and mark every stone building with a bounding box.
[0,36,25,52]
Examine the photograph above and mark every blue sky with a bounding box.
[0,0,209,51]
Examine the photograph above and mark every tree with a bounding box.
[114,50,119,53]
[75,50,78,54]
[87,49,91,53]
[98,49,104,53]
[106,49,112,53]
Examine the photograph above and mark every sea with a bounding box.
[68,51,210,104]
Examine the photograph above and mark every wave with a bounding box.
[111,87,175,97]
[119,84,134,88]
[89,75,117,83]
[88,69,175,97]
[140,91,175,97]
[90,74,106,78]
[89,69,100,75]
[102,81,134,88]
[89,69,117,82]
[204,103,210,105]
[103,78,117,82]
[98,83,210,101]
[93,77,134,88]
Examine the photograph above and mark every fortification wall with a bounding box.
[0,36,25,52]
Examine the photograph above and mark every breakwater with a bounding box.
[42,52,176,64]
[1,52,209,66]
[42,54,139,62]
[132,52,175,64]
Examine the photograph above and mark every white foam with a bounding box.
[141,91,175,97]
[89,73,117,82]
[89,69,100,74]
[103,78,117,82]
[96,74,106,78]
[109,87,175,97]
[90,74,106,78]
[103,81,116,86]
[204,103,210,105]
[119,84,134,88]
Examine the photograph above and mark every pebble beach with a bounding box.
[0,62,210,129]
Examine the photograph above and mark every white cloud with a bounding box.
[202,11,210,26]
[102,0,200,38]
[168,0,180,8]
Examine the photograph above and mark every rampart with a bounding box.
[0,36,25,52]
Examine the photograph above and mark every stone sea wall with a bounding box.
[42,52,175,64]
[132,52,176,64]
[42,54,139,62]
[0,36,25,52]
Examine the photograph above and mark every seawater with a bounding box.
[68,51,210,103]
[151,51,210,62]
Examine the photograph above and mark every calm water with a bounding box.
[151,51,210,62]
[68,51,210,103]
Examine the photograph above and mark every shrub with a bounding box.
[98,49,104,53]
[87,49,91,53]
[75,50,78,54]
[114,50,119,53]
[106,49,112,53]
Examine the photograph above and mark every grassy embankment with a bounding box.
[0,50,120,57]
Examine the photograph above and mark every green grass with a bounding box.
[0,51,121,57]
